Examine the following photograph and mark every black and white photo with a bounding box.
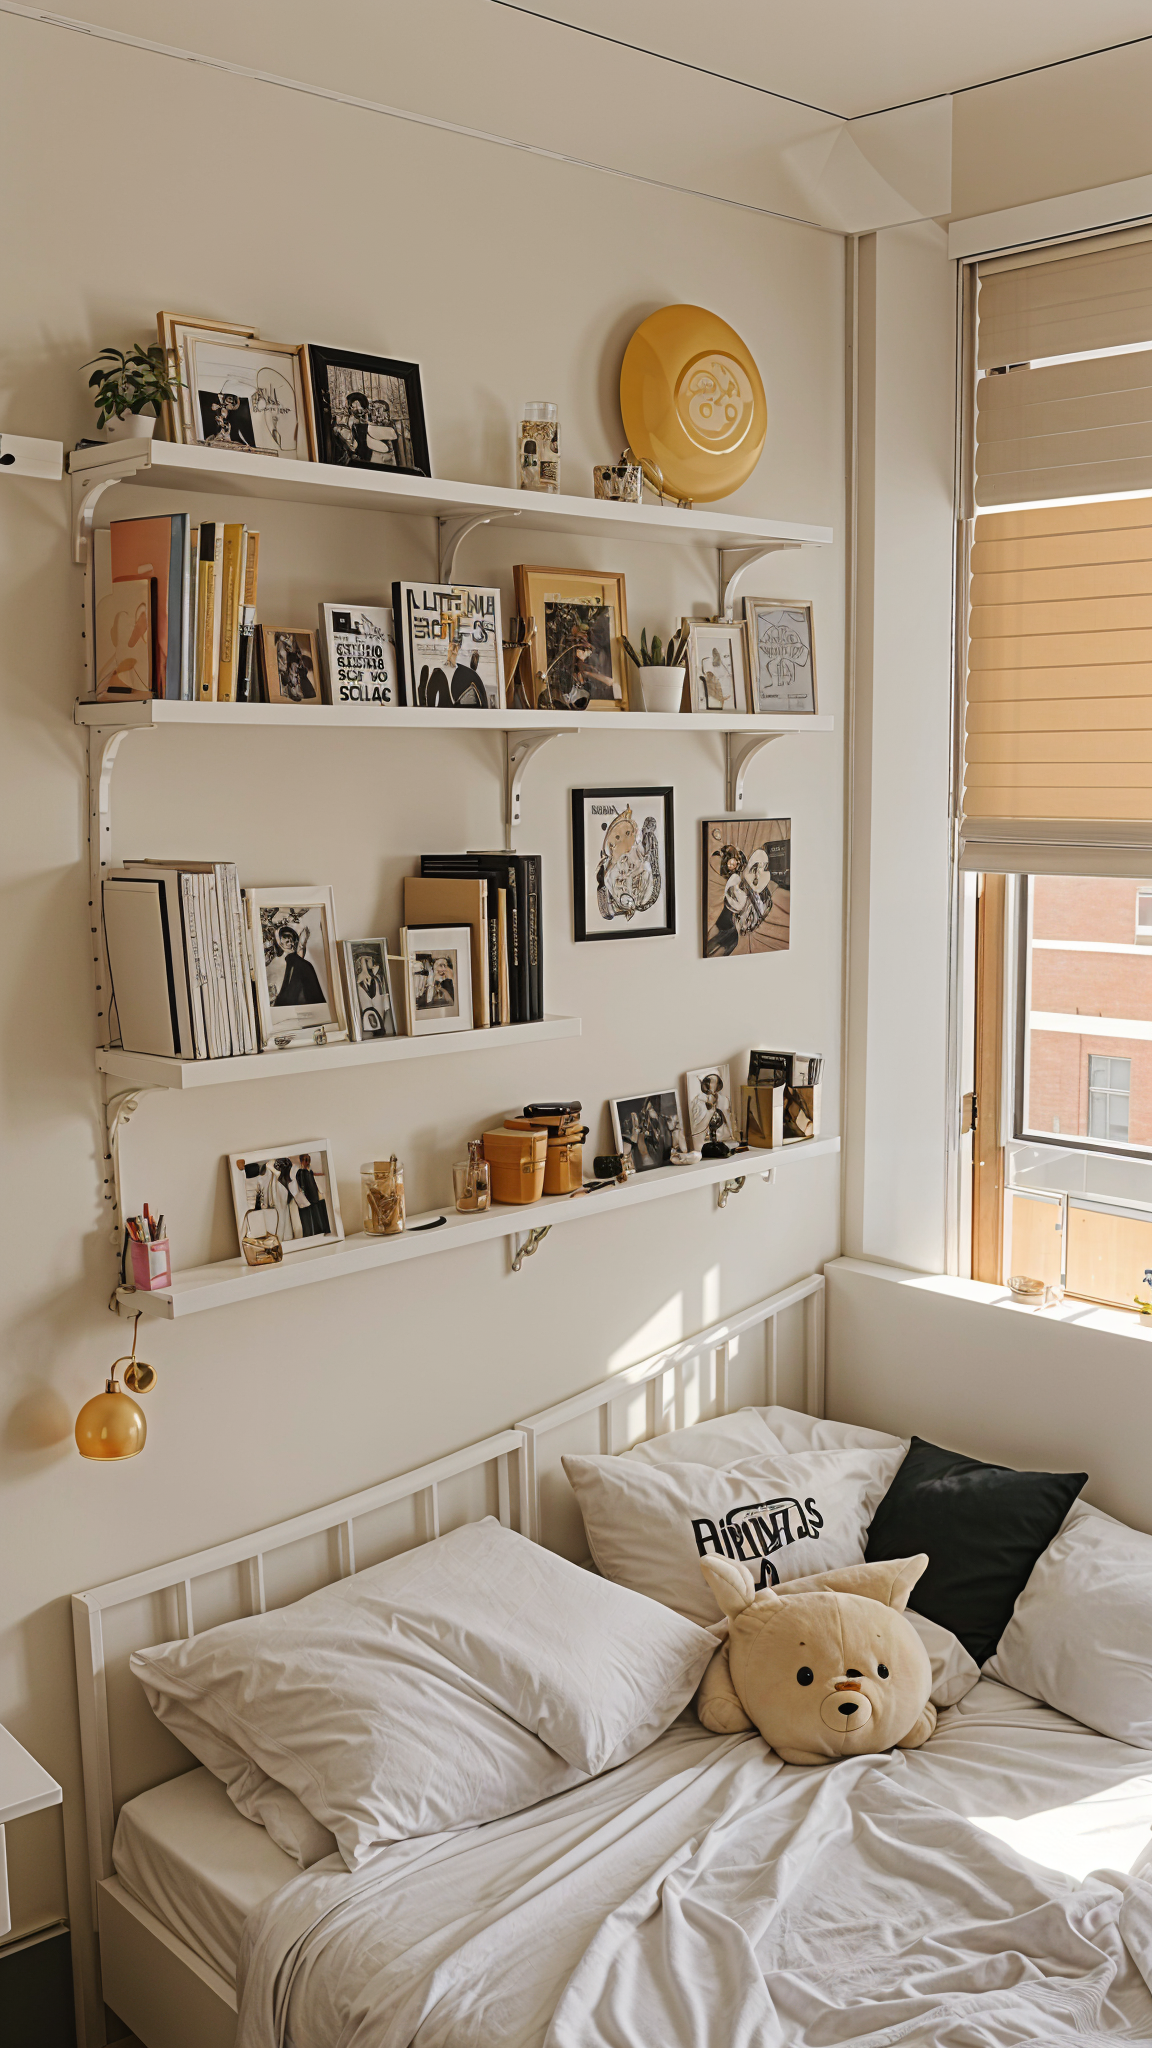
[341,939,397,1041]
[401,922,474,1037]
[610,1090,685,1173]
[308,345,430,477]
[393,581,503,709]
[244,885,348,1049]
[571,786,676,942]
[318,604,397,707]
[260,627,322,705]
[743,599,818,715]
[228,1139,344,1257]
[164,322,315,459]
[684,1064,737,1150]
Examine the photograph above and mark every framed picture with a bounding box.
[743,600,817,715]
[341,939,398,1042]
[244,886,349,1049]
[228,1141,343,1257]
[401,923,474,1037]
[308,345,430,477]
[156,311,258,442]
[318,604,397,708]
[683,619,751,715]
[513,566,629,711]
[260,627,323,704]
[684,1063,738,1150]
[610,1091,685,1173]
[572,786,676,942]
[162,318,316,460]
[392,582,503,708]
[701,818,791,958]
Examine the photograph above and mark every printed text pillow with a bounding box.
[562,1446,904,1627]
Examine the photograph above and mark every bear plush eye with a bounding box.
[877,1664,890,1680]
[796,1666,814,1686]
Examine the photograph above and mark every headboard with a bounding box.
[73,1273,825,1929]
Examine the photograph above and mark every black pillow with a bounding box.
[864,1436,1086,1666]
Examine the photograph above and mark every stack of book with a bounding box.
[412,854,543,1026]
[103,860,258,1060]
[93,515,260,703]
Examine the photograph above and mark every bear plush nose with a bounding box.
[819,1684,874,1735]
[838,1701,858,1716]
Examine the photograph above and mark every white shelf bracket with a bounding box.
[88,724,150,1047]
[725,729,783,812]
[717,540,800,619]
[511,1224,551,1273]
[506,730,571,851]
[716,1175,747,1209]
[104,1085,161,1275]
[438,509,523,583]
[71,448,151,565]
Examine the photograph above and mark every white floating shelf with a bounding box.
[96,1015,581,1090]
[69,438,833,554]
[121,1137,840,1319]
[75,699,834,736]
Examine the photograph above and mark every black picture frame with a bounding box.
[571,785,676,943]
[307,344,430,478]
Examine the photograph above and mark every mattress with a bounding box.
[115,1681,1152,1993]
[112,1766,304,1983]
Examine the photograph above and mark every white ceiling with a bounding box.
[512,1,1152,119]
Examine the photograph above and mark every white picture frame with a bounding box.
[683,619,751,714]
[168,321,317,460]
[610,1090,685,1173]
[401,923,474,1037]
[244,885,348,1050]
[341,938,398,1042]
[683,1063,738,1151]
[743,599,817,715]
[228,1139,343,1257]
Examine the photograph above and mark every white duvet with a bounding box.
[236,1686,1152,2048]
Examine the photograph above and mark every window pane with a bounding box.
[1111,1058,1132,1090]
[1088,1093,1106,1137]
[1138,895,1152,929]
[1089,1055,1108,1087]
[1024,878,1151,1150]
[1065,1204,1152,1307]
[1008,1193,1062,1286]
[1110,1099,1131,1141]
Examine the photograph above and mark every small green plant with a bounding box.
[621,624,688,669]
[82,344,182,426]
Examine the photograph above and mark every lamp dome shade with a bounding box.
[75,1382,146,1460]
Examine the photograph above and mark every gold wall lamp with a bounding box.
[75,1312,156,1461]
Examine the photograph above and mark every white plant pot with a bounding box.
[638,666,686,713]
[103,414,157,444]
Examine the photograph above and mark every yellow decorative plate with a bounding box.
[620,305,767,505]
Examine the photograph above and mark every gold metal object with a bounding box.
[75,1312,153,1460]
[511,1224,551,1273]
[717,1176,747,1209]
[620,305,767,505]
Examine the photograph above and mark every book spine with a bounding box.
[208,525,225,700]
[242,530,259,613]
[165,516,184,699]
[235,606,256,703]
[506,863,523,1024]
[391,581,409,704]
[195,524,215,701]
[177,515,192,699]
[207,870,238,1056]
[224,862,258,1053]
[215,864,245,1055]
[527,855,541,1020]
[216,524,245,701]
[186,525,198,699]
[181,874,208,1058]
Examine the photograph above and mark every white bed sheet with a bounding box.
[112,1765,307,1982]
[233,1681,1152,2048]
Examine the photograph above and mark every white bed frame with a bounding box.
[72,1275,824,2048]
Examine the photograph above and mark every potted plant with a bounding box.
[82,343,182,442]
[621,625,689,712]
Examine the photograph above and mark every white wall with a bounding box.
[0,12,846,2036]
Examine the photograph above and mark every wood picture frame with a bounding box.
[701,817,790,958]
[513,565,630,711]
[307,344,430,478]
[260,627,323,705]
[743,599,818,715]
[683,618,752,714]
[571,785,676,942]
[160,319,317,460]
[156,311,258,443]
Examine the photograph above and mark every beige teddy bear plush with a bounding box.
[696,1553,937,1765]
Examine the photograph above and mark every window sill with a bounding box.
[829,1258,1152,1347]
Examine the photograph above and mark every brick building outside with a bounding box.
[1026,876,1152,1147]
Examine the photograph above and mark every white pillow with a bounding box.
[905,1609,981,1710]
[753,1406,908,1456]
[145,1693,337,1865]
[984,1500,1152,1745]
[625,1410,787,1470]
[561,1445,904,1627]
[132,1518,716,1870]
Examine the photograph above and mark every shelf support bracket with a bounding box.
[725,729,783,812]
[88,724,153,1046]
[71,448,152,566]
[506,730,571,851]
[438,510,523,583]
[104,1085,161,1287]
[717,541,800,620]
[717,1175,747,1209]
[510,1224,551,1273]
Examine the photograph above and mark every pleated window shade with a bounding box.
[975,232,1152,510]
[961,497,1152,874]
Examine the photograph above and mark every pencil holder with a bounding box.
[129,1236,172,1291]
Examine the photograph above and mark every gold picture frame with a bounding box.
[683,617,752,715]
[157,313,258,443]
[743,599,818,716]
[513,565,630,711]
[157,314,317,461]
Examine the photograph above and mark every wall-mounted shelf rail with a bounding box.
[97,1014,581,1090]
[119,1137,839,1319]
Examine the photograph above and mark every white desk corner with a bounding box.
[0,1723,62,1939]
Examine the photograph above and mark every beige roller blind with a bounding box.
[975,350,1152,507]
[960,497,1152,874]
[977,233,1152,370]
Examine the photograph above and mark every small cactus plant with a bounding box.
[621,624,689,669]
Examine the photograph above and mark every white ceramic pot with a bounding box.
[639,666,686,712]
[103,414,157,443]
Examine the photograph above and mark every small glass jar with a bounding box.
[518,400,560,494]
[453,1143,491,1212]
[361,1156,405,1235]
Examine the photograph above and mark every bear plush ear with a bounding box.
[775,1555,929,1611]
[699,1555,765,1619]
